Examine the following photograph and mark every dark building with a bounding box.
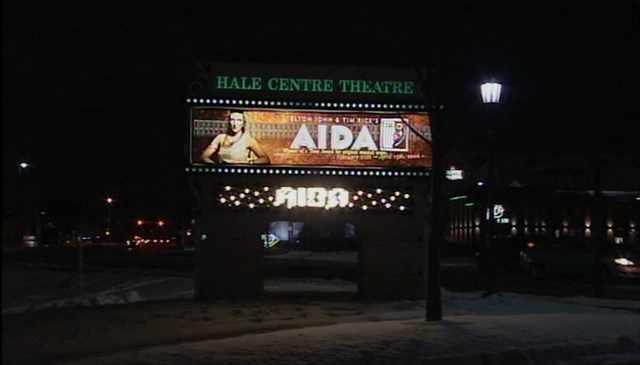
[444,154,640,255]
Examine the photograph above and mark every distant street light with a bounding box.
[105,196,114,240]
[17,161,35,245]
[480,80,502,296]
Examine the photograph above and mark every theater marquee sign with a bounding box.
[190,108,431,169]
[187,62,433,173]
[214,75,417,95]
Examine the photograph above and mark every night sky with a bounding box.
[3,3,636,226]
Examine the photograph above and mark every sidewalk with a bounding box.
[4,290,639,364]
[3,263,640,364]
[59,312,640,365]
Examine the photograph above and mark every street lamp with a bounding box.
[105,197,114,238]
[17,161,34,245]
[481,82,502,104]
[480,81,502,296]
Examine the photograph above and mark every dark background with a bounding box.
[2,3,636,228]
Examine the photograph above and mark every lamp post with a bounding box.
[480,81,502,296]
[17,161,34,246]
[105,197,113,238]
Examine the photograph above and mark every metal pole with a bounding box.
[484,129,496,296]
[414,66,443,321]
[591,155,605,297]
[78,238,84,286]
[107,204,112,235]
[18,165,25,245]
[426,103,443,321]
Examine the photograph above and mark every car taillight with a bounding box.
[527,241,536,248]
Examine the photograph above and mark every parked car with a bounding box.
[520,238,640,283]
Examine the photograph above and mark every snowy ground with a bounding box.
[3,262,640,364]
[62,313,640,365]
[266,250,358,263]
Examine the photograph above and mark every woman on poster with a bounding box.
[201,111,270,164]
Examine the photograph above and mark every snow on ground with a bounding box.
[266,250,358,263]
[265,277,357,293]
[3,262,639,317]
[60,304,640,365]
[4,264,640,364]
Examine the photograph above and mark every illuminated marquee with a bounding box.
[217,185,412,212]
[274,187,349,209]
[191,108,431,169]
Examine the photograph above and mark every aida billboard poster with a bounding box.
[190,108,431,169]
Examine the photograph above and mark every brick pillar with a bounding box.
[193,182,265,300]
[357,183,428,300]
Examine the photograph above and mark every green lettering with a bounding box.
[290,78,300,91]
[267,78,278,90]
[217,76,229,89]
[373,82,383,94]
[312,79,323,92]
[403,81,415,94]
[382,81,392,93]
[281,78,291,91]
[251,77,262,90]
[338,80,349,92]
[323,79,334,92]
[392,81,402,94]
[229,77,241,89]
[351,80,361,93]
[362,80,373,93]
[300,79,312,91]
